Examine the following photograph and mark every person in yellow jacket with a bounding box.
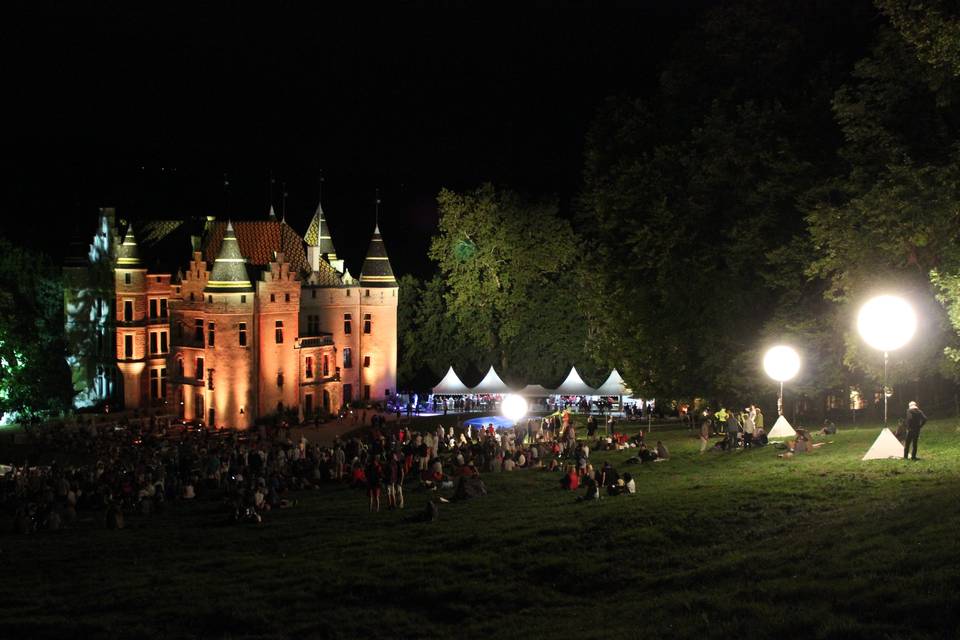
[714,407,729,434]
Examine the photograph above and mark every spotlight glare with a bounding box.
[501,394,528,424]
[857,295,916,352]
[763,345,801,383]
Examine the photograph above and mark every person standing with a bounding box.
[743,406,756,448]
[726,412,740,451]
[903,401,927,461]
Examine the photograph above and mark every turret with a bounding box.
[305,199,343,273]
[205,221,253,293]
[359,223,397,288]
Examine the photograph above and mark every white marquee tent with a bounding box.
[516,384,556,397]
[470,366,513,394]
[431,366,471,395]
[553,366,597,395]
[594,369,631,396]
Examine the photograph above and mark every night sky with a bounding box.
[8,4,706,276]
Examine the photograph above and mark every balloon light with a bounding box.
[501,394,528,424]
[763,345,801,383]
[857,295,916,352]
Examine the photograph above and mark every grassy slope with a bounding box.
[0,418,958,640]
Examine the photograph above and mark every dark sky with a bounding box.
[7,3,706,277]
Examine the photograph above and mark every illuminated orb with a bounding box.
[857,295,916,352]
[763,345,801,383]
[500,394,528,424]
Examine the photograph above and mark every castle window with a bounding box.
[311,289,316,299]
[363,384,371,401]
[285,293,290,302]
[238,322,247,347]
[365,289,370,297]
[322,355,329,377]
[363,355,371,368]
[275,320,284,344]
[343,313,352,335]
[150,367,167,400]
[150,332,158,354]
[190,292,195,301]
[160,331,167,353]
[196,357,204,380]
[207,295,213,303]
[177,358,184,377]
[346,289,350,297]
[124,334,133,359]
[149,299,158,319]
[363,313,371,334]
[207,370,214,390]
[343,347,352,369]
[123,300,133,322]
[241,295,246,304]
[156,276,162,283]
[160,298,167,318]
[207,321,215,347]
[307,315,319,335]
[124,273,132,285]
[277,370,284,388]
[305,357,314,379]
[194,319,203,342]
[270,293,276,302]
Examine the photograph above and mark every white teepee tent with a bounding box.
[767,415,796,438]
[553,366,597,395]
[862,428,905,460]
[470,366,512,394]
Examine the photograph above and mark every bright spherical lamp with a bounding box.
[501,394,528,424]
[857,295,916,352]
[763,345,801,383]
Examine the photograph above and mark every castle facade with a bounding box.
[64,201,398,429]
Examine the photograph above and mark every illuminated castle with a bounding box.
[64,200,398,428]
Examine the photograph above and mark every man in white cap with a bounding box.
[904,401,927,461]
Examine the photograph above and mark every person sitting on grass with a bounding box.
[655,440,669,460]
[623,472,636,494]
[560,465,580,491]
[577,477,599,501]
[818,419,837,436]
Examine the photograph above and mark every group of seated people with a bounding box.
[562,461,637,500]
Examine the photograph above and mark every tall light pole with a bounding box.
[856,295,916,428]
[763,345,801,417]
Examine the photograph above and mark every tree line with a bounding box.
[399,0,960,416]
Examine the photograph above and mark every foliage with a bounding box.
[877,0,960,76]
[0,238,73,422]
[428,185,596,386]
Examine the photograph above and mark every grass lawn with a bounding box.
[1,416,958,639]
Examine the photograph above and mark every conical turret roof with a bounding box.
[205,220,253,293]
[304,200,337,259]
[359,224,396,287]
[116,225,143,267]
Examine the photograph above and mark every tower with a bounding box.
[257,251,301,419]
[114,224,149,409]
[201,221,256,428]
[357,222,398,401]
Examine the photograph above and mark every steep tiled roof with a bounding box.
[304,259,343,287]
[304,201,338,258]
[359,224,397,287]
[205,221,254,293]
[203,220,308,272]
[116,226,143,267]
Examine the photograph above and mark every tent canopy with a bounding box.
[767,415,796,438]
[431,366,471,395]
[470,366,513,394]
[594,369,631,396]
[863,428,905,460]
[516,384,555,397]
[553,366,597,395]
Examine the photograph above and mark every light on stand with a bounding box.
[501,394,528,424]
[763,345,801,416]
[857,295,916,428]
